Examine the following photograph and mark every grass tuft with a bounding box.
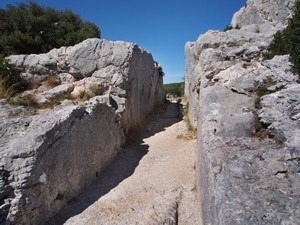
[0,56,28,98]
[177,98,196,139]
[0,75,18,98]
[14,94,38,108]
[45,74,61,88]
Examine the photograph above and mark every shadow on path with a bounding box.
[45,102,181,225]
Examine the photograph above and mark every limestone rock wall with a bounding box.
[0,39,165,225]
[185,0,300,224]
[185,24,278,127]
[6,38,165,132]
[232,0,296,28]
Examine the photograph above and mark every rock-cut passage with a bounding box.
[46,102,199,225]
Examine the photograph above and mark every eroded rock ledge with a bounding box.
[0,39,164,225]
[185,0,300,224]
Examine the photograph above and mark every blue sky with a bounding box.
[0,0,244,83]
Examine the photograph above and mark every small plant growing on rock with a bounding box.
[89,84,101,97]
[154,61,165,77]
[0,55,27,98]
[177,98,196,139]
[224,25,233,31]
[254,97,262,109]
[252,113,269,140]
[158,66,165,77]
[224,24,241,32]
[29,80,42,89]
[45,74,61,88]
[42,92,74,108]
[72,84,101,101]
[0,75,17,98]
[253,78,286,109]
[242,63,252,69]
[14,94,38,108]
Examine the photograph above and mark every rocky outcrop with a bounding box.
[0,39,165,225]
[6,38,164,132]
[185,23,280,127]
[185,0,300,224]
[232,0,296,27]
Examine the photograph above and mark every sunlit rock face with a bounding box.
[185,0,300,224]
[232,0,296,28]
[0,38,165,225]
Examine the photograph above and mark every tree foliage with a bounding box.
[266,0,300,76]
[0,1,100,56]
[164,82,184,97]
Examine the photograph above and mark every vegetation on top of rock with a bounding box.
[266,0,300,77]
[164,82,184,97]
[223,24,241,32]
[0,1,100,99]
[0,56,27,98]
[0,1,100,56]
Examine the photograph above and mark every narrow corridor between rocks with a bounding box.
[46,102,199,225]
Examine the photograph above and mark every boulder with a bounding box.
[7,38,165,131]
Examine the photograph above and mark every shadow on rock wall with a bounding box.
[46,102,181,224]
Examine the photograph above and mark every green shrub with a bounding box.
[158,65,165,77]
[0,1,100,56]
[254,81,286,109]
[224,25,233,32]
[224,24,241,32]
[266,0,300,77]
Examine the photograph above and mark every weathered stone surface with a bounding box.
[185,28,277,127]
[1,101,125,225]
[7,38,165,131]
[1,39,165,225]
[259,84,300,151]
[232,0,296,28]
[185,0,300,224]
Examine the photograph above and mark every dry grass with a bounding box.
[251,110,270,140]
[29,80,42,89]
[40,92,74,109]
[177,98,197,140]
[81,84,101,101]
[11,83,100,109]
[45,74,61,88]
[254,129,269,140]
[0,75,17,98]
[14,94,38,108]
[90,84,100,96]
[13,91,74,109]
[71,84,101,102]
[176,132,196,140]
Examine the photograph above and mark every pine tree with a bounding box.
[267,0,300,77]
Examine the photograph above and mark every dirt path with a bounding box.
[46,102,199,225]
